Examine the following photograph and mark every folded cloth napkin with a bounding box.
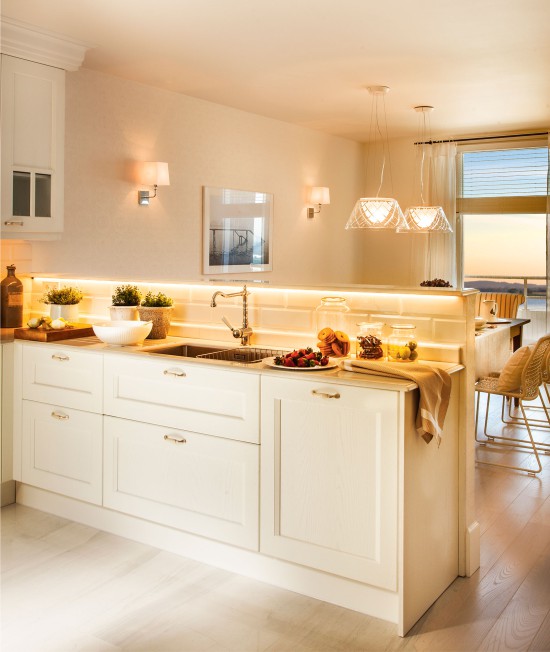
[341,359,452,445]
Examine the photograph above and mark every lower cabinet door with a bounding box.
[260,375,399,590]
[21,400,103,504]
[103,416,259,550]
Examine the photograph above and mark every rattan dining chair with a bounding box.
[475,292,526,319]
[475,334,550,475]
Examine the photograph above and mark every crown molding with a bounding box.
[1,17,91,70]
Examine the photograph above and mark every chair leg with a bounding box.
[475,394,543,475]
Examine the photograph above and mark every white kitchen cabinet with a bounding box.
[103,416,259,550]
[22,344,103,413]
[104,355,260,443]
[260,375,399,589]
[1,55,65,238]
[1,342,15,505]
[21,399,102,504]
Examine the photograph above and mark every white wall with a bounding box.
[29,69,369,286]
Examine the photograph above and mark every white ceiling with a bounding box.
[2,0,549,142]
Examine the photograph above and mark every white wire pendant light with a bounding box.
[345,86,407,230]
[400,106,453,233]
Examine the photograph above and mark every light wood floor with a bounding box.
[2,397,550,652]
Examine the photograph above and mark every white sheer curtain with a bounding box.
[546,133,550,332]
[426,142,458,286]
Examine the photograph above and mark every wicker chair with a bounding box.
[475,292,525,319]
[475,334,550,475]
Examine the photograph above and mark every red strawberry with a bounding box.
[284,357,296,367]
[297,357,307,367]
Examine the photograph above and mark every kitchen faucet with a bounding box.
[210,284,253,346]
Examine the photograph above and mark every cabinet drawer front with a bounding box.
[103,416,259,550]
[261,376,399,590]
[22,345,103,413]
[104,356,260,443]
[22,400,102,504]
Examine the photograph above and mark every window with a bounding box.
[458,141,549,340]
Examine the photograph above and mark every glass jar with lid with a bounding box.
[387,324,418,362]
[315,296,350,334]
[356,321,384,359]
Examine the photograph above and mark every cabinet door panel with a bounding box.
[104,356,260,443]
[261,375,399,590]
[22,400,102,504]
[22,345,103,413]
[104,416,259,550]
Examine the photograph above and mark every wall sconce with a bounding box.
[137,161,170,205]
[307,186,330,219]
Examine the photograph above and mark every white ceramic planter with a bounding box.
[110,306,139,321]
[49,304,79,321]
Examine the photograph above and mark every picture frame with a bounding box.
[203,186,273,274]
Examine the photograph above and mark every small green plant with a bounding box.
[41,286,83,305]
[112,285,142,306]
[141,291,173,307]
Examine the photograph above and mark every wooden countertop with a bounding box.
[1,328,15,343]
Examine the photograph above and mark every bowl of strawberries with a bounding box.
[268,347,336,371]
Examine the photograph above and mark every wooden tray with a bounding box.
[14,324,95,342]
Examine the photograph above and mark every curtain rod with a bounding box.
[414,131,549,145]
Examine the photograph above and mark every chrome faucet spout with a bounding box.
[210,285,252,345]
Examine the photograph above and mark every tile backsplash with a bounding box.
[26,277,471,360]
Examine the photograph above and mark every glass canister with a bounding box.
[356,322,384,359]
[1,264,24,328]
[387,324,418,362]
[315,296,350,334]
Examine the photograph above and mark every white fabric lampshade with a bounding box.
[139,161,170,186]
[310,186,330,204]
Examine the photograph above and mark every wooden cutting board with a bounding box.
[14,324,95,342]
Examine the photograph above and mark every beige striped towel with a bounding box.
[341,359,452,445]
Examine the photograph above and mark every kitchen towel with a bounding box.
[341,359,452,445]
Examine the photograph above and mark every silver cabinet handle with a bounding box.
[163,434,187,444]
[51,411,69,420]
[311,389,341,399]
[4,220,24,226]
[52,353,70,361]
[163,368,186,377]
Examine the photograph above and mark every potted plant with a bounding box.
[40,286,84,322]
[110,284,142,321]
[137,291,174,339]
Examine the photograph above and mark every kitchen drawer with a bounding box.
[103,416,259,550]
[21,400,102,505]
[104,355,260,443]
[22,343,103,413]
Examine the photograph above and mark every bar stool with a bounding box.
[475,334,550,475]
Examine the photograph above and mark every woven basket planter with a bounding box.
[137,306,173,339]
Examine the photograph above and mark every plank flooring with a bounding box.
[2,395,550,652]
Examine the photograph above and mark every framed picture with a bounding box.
[203,186,273,274]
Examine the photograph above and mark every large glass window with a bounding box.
[458,142,549,340]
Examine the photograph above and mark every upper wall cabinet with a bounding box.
[1,55,65,239]
[0,18,88,240]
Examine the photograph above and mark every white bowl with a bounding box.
[93,320,153,345]
[474,316,487,330]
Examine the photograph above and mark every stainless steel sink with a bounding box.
[146,344,286,364]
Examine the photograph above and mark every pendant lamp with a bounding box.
[345,86,407,230]
[400,106,452,233]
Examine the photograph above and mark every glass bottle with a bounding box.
[1,264,24,328]
[315,296,350,334]
[356,321,384,359]
[387,324,418,362]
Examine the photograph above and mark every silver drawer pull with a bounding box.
[163,368,186,377]
[4,220,24,226]
[52,353,70,361]
[51,411,69,420]
[311,389,341,399]
[164,434,187,444]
